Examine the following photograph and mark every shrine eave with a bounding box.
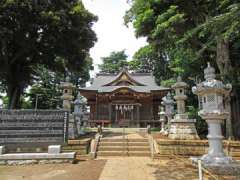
[79,86,170,94]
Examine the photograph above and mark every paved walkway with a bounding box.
[98,157,156,180]
[102,128,147,139]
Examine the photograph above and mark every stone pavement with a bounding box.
[98,157,156,180]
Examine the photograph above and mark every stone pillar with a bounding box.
[61,76,76,139]
[168,76,199,140]
[192,63,232,164]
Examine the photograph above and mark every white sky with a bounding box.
[82,0,147,75]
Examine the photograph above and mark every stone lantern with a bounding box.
[162,92,174,131]
[158,106,166,134]
[60,76,76,139]
[168,76,199,140]
[74,93,87,135]
[74,92,86,115]
[192,63,232,164]
[60,76,74,110]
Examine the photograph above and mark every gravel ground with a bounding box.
[0,160,106,180]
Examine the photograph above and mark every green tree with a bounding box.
[129,45,172,85]
[27,65,63,109]
[125,0,240,82]
[125,0,240,137]
[27,55,93,109]
[0,0,97,109]
[98,50,128,73]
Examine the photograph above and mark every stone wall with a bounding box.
[156,139,240,158]
[0,110,69,150]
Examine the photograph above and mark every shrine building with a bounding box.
[79,68,170,127]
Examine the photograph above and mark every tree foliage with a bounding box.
[0,0,97,109]
[125,0,240,89]
[129,45,171,85]
[125,0,240,136]
[98,50,128,73]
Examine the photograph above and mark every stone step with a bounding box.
[62,146,86,151]
[99,142,149,147]
[100,138,148,142]
[97,151,150,157]
[76,154,91,161]
[62,149,86,154]
[98,146,150,151]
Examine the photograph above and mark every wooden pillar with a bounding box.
[150,96,153,120]
[131,106,134,127]
[115,105,118,126]
[96,95,98,121]
[136,105,140,127]
[109,103,112,125]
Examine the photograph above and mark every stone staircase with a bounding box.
[97,138,151,157]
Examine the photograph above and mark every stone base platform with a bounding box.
[168,117,199,140]
[156,139,240,158]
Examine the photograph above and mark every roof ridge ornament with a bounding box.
[122,66,128,72]
[177,76,182,82]
[204,62,216,81]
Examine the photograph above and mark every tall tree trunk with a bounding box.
[7,83,22,109]
[216,38,233,138]
[216,38,232,78]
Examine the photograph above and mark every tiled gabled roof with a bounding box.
[79,69,169,93]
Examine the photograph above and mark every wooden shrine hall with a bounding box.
[79,68,169,127]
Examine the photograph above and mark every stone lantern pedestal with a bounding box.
[168,76,199,140]
[200,112,231,164]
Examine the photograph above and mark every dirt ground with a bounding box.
[0,160,106,180]
[0,157,237,180]
[0,157,238,180]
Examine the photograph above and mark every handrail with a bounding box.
[147,134,155,159]
[122,127,127,154]
[90,133,101,159]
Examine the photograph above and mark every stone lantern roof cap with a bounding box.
[60,76,75,89]
[74,93,86,105]
[162,92,174,105]
[172,76,188,89]
[204,62,216,80]
[192,63,232,95]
